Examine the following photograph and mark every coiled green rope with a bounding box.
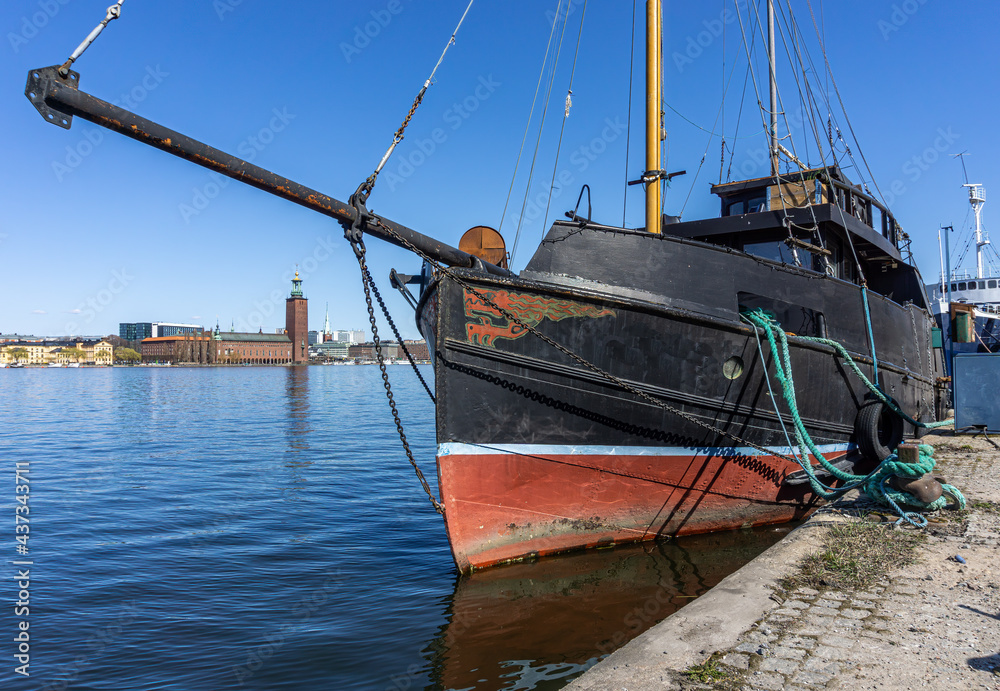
[741,309,966,526]
[861,444,966,527]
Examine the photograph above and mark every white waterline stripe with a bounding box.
[439,442,853,457]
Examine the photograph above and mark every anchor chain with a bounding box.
[349,230,444,515]
[361,261,435,402]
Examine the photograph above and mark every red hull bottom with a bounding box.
[437,446,838,572]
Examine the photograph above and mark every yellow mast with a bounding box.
[645,0,663,234]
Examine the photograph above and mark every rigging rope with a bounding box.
[622,0,637,227]
[732,1,773,165]
[720,0,726,183]
[58,1,126,77]
[541,0,589,234]
[500,0,565,240]
[662,102,757,140]
[339,2,483,512]
[726,61,754,181]
[676,6,753,219]
[803,0,887,207]
[510,1,571,264]
[359,0,475,200]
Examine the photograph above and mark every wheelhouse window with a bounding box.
[723,191,767,216]
[959,282,967,290]
[990,280,997,289]
[743,240,798,265]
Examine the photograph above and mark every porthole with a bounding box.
[723,356,745,380]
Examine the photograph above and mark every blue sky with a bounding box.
[2,0,998,339]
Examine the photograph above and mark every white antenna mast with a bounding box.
[963,182,988,279]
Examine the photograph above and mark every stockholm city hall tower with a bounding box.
[286,271,308,364]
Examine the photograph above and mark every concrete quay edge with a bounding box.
[565,512,847,690]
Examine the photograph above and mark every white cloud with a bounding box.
[32,309,46,315]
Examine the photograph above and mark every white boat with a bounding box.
[927,183,1000,366]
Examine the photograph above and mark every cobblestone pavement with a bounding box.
[717,431,1000,690]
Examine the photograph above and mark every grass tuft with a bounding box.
[684,659,728,684]
[785,521,924,591]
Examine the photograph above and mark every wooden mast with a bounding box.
[767,0,779,177]
[645,0,662,234]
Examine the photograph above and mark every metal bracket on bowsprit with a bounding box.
[25,65,80,129]
[343,182,373,259]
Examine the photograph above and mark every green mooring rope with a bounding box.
[741,308,966,526]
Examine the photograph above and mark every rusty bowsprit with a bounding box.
[23,65,511,278]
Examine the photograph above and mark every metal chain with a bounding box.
[361,262,435,402]
[368,216,804,465]
[354,237,445,514]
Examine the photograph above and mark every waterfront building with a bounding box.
[310,341,350,360]
[213,331,292,364]
[402,339,430,361]
[141,334,213,364]
[308,330,321,345]
[141,329,294,364]
[335,340,428,362]
[120,322,153,341]
[286,271,308,364]
[139,273,307,365]
[332,329,366,343]
[0,339,113,365]
[348,342,399,360]
[120,322,203,340]
[156,322,204,337]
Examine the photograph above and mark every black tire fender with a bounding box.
[855,397,904,462]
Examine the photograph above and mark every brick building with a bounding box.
[141,330,294,364]
[402,339,430,361]
[348,342,399,360]
[140,273,307,365]
[141,334,213,363]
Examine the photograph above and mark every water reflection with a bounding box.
[284,365,311,454]
[425,526,794,691]
[279,366,313,502]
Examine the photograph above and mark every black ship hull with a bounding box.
[417,223,939,572]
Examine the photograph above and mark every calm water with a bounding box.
[0,366,790,690]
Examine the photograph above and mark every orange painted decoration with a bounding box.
[464,288,614,347]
